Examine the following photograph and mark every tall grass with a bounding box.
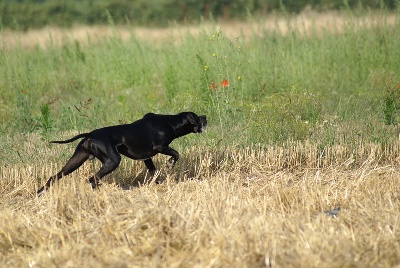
[1,12,399,151]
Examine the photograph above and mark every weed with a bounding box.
[383,84,400,125]
[38,103,53,135]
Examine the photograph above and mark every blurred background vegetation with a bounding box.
[0,0,398,30]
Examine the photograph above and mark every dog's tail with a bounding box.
[50,133,91,144]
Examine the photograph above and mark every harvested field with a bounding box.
[1,139,400,267]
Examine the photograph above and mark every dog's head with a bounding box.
[186,112,207,133]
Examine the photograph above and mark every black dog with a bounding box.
[37,112,207,194]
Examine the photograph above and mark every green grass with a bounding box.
[1,12,400,163]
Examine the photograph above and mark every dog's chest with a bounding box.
[116,143,157,160]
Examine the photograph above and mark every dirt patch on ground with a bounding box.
[1,11,397,50]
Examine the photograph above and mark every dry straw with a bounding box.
[1,140,399,267]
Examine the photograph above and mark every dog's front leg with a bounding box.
[160,146,179,169]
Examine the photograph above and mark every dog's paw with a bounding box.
[88,178,102,189]
[154,177,166,184]
[37,186,45,195]
[166,158,175,169]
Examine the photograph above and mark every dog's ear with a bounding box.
[186,113,199,133]
[185,113,207,133]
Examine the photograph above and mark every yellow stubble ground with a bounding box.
[1,135,399,267]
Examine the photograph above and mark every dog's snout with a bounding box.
[200,115,207,127]
[197,115,207,133]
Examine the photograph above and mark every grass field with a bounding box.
[1,11,400,267]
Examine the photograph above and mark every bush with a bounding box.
[0,0,398,30]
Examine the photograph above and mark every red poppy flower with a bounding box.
[209,82,217,90]
[220,79,229,87]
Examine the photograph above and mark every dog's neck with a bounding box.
[171,123,193,138]
[167,122,178,137]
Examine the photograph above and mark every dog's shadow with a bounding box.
[108,168,183,190]
[97,154,204,191]
[116,174,163,190]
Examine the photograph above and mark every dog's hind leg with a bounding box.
[87,141,121,189]
[37,139,91,195]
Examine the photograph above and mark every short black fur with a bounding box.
[37,112,207,194]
